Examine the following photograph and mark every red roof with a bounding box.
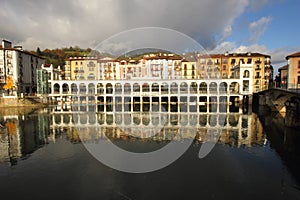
[278,65,288,71]
[44,64,52,67]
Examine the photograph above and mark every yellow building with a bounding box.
[197,52,272,93]
[286,52,300,89]
[64,56,98,80]
[181,60,197,79]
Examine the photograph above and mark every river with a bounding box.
[0,107,299,200]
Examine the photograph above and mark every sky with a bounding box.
[0,0,299,73]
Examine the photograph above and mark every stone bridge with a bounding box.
[256,88,300,127]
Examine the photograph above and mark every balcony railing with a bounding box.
[255,60,262,64]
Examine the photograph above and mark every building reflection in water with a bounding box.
[0,107,266,166]
[0,112,50,165]
[50,108,266,148]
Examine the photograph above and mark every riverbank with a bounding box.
[0,97,47,112]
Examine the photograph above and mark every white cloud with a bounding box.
[248,16,272,43]
[0,0,250,50]
[249,0,270,10]
[210,41,297,73]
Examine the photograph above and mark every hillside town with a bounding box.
[0,39,299,102]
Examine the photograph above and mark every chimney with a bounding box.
[14,46,23,50]
[2,40,12,48]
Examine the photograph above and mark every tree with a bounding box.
[5,121,16,135]
[3,76,15,95]
[36,47,42,56]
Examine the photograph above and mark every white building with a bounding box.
[98,57,119,80]
[0,39,45,96]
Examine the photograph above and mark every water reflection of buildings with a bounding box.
[50,109,265,148]
[0,108,266,166]
[0,113,50,165]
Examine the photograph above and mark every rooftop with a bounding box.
[278,65,288,71]
[286,52,300,59]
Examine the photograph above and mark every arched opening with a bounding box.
[190,82,198,94]
[142,83,149,93]
[88,83,95,94]
[88,73,95,80]
[71,83,78,94]
[180,82,188,94]
[161,83,169,94]
[79,83,86,94]
[53,83,60,94]
[62,83,69,94]
[97,83,104,95]
[124,83,131,94]
[219,82,228,94]
[115,83,122,94]
[170,82,178,94]
[106,83,113,94]
[151,83,159,93]
[243,70,250,78]
[230,82,240,94]
[199,82,207,94]
[209,82,218,94]
[133,83,140,93]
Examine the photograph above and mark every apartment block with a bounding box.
[197,52,272,93]
[286,52,300,89]
[0,39,45,96]
[98,57,119,80]
[64,56,98,80]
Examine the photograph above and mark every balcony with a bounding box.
[207,61,213,65]
[255,60,262,64]
[255,76,261,79]
[255,67,261,70]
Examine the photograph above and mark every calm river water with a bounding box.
[0,107,300,200]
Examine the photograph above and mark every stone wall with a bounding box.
[0,97,44,108]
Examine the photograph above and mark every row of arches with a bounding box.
[53,82,240,95]
[52,113,241,128]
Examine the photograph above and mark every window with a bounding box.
[256,72,260,78]
[75,62,78,65]
[298,61,300,68]
[298,76,300,84]
[243,70,250,78]
[223,65,226,70]
[243,80,249,92]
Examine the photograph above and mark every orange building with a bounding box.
[286,52,300,89]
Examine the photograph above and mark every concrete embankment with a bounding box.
[0,97,46,108]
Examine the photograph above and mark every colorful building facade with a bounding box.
[286,52,300,89]
[0,40,45,96]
